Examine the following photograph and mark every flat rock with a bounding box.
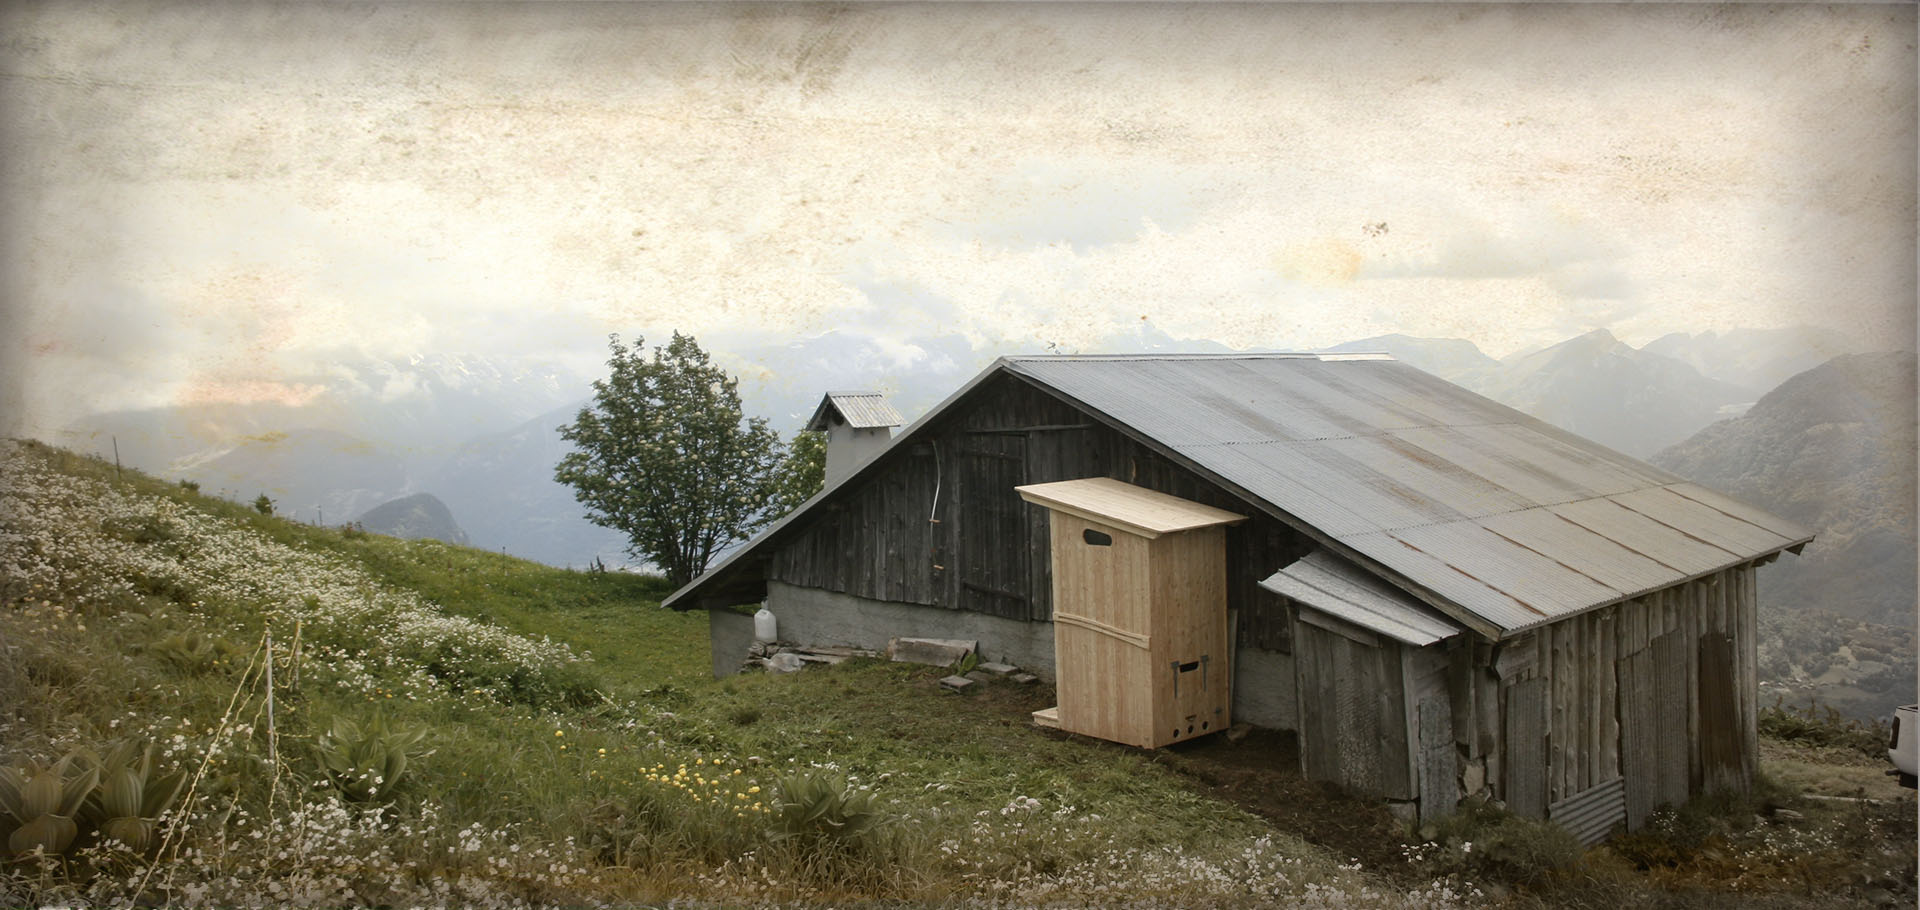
[938,675,977,692]
[1010,672,1039,685]
[976,662,1019,676]
[889,637,978,667]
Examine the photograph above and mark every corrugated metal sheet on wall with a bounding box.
[1549,777,1627,846]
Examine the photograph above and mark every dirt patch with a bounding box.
[958,675,1418,879]
[1157,728,1417,878]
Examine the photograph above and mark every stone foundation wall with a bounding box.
[708,581,1300,733]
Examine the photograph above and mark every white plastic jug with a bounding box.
[753,605,778,643]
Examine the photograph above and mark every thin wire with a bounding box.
[129,630,267,906]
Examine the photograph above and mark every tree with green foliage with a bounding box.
[252,493,275,515]
[770,430,826,517]
[555,333,784,587]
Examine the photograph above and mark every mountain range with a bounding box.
[1651,351,1917,628]
[54,325,1889,574]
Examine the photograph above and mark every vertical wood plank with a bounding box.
[1652,629,1690,810]
[1419,694,1459,826]
[1618,644,1657,829]
[1504,677,1549,819]
[1698,630,1743,794]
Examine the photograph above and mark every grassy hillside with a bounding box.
[1,439,1911,908]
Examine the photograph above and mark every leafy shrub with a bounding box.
[0,752,99,856]
[312,714,430,802]
[0,740,183,858]
[147,629,244,675]
[101,511,179,546]
[767,770,889,848]
[177,479,199,494]
[252,493,274,516]
[80,740,186,853]
[1412,797,1584,887]
[1607,775,1791,871]
[1759,698,1890,758]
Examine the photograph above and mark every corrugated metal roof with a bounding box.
[1260,551,1463,646]
[1006,354,1813,637]
[666,353,1812,637]
[805,391,905,430]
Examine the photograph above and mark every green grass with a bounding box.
[3,438,1913,908]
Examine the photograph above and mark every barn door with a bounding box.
[1618,629,1689,829]
[951,435,1030,619]
[1297,622,1411,798]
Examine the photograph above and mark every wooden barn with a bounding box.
[664,353,1810,839]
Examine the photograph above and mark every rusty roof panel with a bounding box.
[1317,434,1537,519]
[1386,426,1599,506]
[1479,508,1680,600]
[1176,443,1378,537]
[1388,522,1622,619]
[1444,423,1656,498]
[1662,483,1814,546]
[1547,498,1738,577]
[1344,529,1540,633]
[1258,440,1469,529]
[1608,486,1799,555]
[1282,358,1509,430]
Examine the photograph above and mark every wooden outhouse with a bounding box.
[1016,478,1246,748]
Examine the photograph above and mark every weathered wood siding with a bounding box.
[1296,618,1412,799]
[767,374,1312,646]
[1462,564,1760,825]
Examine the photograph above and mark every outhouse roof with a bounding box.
[1015,477,1247,538]
[806,391,905,431]
[1260,551,1463,647]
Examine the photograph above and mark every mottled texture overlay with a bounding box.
[1,2,1913,436]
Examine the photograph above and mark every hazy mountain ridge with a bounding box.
[1641,326,1858,393]
[352,493,471,546]
[420,403,635,569]
[1482,329,1758,458]
[1324,328,1760,457]
[189,427,411,524]
[52,326,1894,574]
[1651,351,1918,631]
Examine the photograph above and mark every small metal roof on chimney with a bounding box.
[805,391,905,431]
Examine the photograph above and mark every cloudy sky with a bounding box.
[2,2,1913,438]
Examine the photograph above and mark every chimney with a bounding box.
[805,391,905,486]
